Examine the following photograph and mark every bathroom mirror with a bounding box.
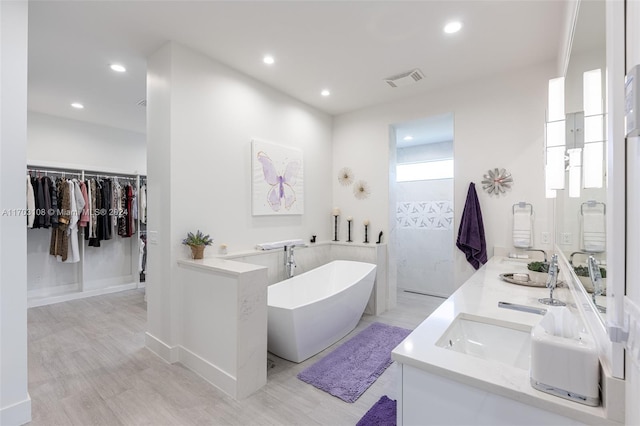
[555,0,606,320]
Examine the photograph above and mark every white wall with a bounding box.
[146,42,332,357]
[0,1,31,424]
[333,61,557,290]
[27,111,146,174]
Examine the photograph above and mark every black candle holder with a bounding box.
[347,220,352,242]
[333,216,339,241]
[364,225,369,244]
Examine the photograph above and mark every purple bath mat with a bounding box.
[356,395,396,426]
[297,322,411,403]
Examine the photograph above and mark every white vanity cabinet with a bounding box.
[392,256,621,426]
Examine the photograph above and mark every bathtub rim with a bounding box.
[267,260,377,310]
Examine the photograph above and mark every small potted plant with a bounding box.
[182,230,213,260]
[573,265,607,295]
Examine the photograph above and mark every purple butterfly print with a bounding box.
[257,151,301,211]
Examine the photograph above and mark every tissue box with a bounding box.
[530,307,600,406]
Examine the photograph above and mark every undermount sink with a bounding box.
[436,314,532,370]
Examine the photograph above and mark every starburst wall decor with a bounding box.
[481,168,513,194]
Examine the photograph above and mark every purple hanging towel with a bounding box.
[456,182,487,269]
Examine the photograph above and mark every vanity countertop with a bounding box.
[391,256,619,425]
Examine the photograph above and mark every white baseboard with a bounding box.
[0,395,31,426]
[28,282,138,308]
[144,334,238,399]
[144,332,179,363]
[178,346,237,399]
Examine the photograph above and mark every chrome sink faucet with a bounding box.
[524,249,547,263]
[538,254,566,306]
[588,255,606,313]
[569,251,589,266]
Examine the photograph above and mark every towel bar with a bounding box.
[581,201,606,215]
[512,202,533,215]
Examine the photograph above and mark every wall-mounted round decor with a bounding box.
[338,167,354,186]
[353,180,371,200]
[481,168,512,194]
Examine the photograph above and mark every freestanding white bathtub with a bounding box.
[267,260,377,363]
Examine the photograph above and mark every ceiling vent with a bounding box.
[384,69,425,88]
[137,99,147,107]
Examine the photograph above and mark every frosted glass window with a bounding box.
[548,77,565,122]
[584,115,604,142]
[397,159,453,182]
[546,146,565,189]
[583,142,604,188]
[546,121,565,147]
[567,148,582,198]
[583,69,603,116]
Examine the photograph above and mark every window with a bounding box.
[396,159,453,182]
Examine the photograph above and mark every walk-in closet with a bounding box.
[26,164,147,307]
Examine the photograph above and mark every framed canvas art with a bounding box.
[252,139,304,215]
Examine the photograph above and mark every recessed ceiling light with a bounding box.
[71,102,84,109]
[321,89,331,97]
[403,135,414,141]
[110,64,126,73]
[263,55,275,65]
[444,21,462,34]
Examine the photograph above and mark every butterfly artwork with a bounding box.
[252,139,304,215]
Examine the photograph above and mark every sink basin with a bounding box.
[436,314,531,370]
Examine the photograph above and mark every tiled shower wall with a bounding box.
[396,178,454,297]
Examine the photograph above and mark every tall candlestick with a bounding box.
[347,219,352,242]
[364,224,369,243]
[333,215,339,241]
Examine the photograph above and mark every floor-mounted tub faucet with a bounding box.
[284,245,297,279]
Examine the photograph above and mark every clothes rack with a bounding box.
[26,163,147,307]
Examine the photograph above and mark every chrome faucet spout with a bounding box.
[524,249,547,263]
[569,251,590,266]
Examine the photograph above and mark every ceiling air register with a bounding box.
[384,69,425,88]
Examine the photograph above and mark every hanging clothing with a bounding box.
[42,176,52,228]
[112,178,122,231]
[50,178,71,261]
[27,175,35,228]
[46,176,59,229]
[78,181,90,227]
[129,185,136,236]
[61,180,80,263]
[89,179,103,247]
[139,236,146,273]
[89,179,98,241]
[456,182,487,270]
[140,184,147,224]
[31,176,46,229]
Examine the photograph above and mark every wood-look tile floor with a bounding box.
[27,288,444,426]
